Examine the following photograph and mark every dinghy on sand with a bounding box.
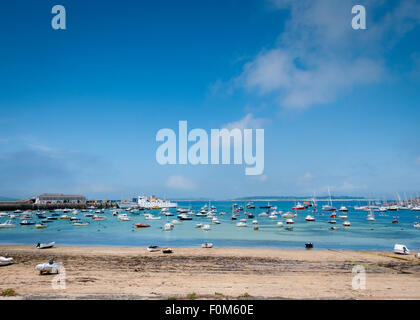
[36,242,55,249]
[35,258,62,274]
[0,254,13,266]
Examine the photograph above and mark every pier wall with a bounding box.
[0,202,117,211]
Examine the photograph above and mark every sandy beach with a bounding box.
[1,245,419,300]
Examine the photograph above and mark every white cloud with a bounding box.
[223,113,269,130]
[231,0,420,109]
[165,175,197,191]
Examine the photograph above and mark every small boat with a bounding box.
[366,212,375,221]
[35,258,62,274]
[202,242,213,248]
[392,219,398,224]
[117,214,131,221]
[73,222,89,226]
[162,248,173,254]
[305,215,315,221]
[339,206,348,212]
[36,242,55,249]
[231,215,237,220]
[196,223,202,228]
[178,213,192,221]
[85,213,94,217]
[330,226,340,230]
[163,223,173,231]
[252,220,258,224]
[144,214,161,220]
[201,224,211,231]
[0,220,16,228]
[236,221,247,227]
[258,212,268,217]
[147,245,160,252]
[277,221,283,227]
[60,215,71,220]
[92,215,105,220]
[305,243,313,249]
[47,217,57,220]
[20,220,35,225]
[414,222,420,229]
[342,221,351,227]
[338,214,348,219]
[253,226,259,230]
[171,219,182,225]
[212,217,221,224]
[0,254,13,266]
[285,219,294,224]
[282,212,294,218]
[292,203,306,210]
[394,244,410,255]
[328,220,337,224]
[35,224,48,229]
[269,214,277,219]
[259,202,272,209]
[136,223,151,228]
[41,219,53,223]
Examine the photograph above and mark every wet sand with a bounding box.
[1,245,419,299]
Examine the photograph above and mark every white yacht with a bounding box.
[137,195,177,209]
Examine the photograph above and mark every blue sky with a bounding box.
[0,0,419,200]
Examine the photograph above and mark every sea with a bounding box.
[0,201,419,250]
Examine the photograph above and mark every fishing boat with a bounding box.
[0,254,13,266]
[259,202,272,209]
[0,220,16,228]
[177,213,192,220]
[305,215,315,221]
[136,223,151,228]
[202,242,213,248]
[292,203,306,210]
[36,242,55,249]
[35,259,62,274]
[20,220,35,225]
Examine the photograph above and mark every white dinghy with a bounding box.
[35,258,62,274]
[0,253,13,266]
[36,242,55,249]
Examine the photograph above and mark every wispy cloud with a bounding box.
[165,175,197,191]
[223,113,269,130]
[228,0,420,109]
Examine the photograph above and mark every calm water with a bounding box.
[1,201,419,250]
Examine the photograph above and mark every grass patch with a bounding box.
[238,292,251,299]
[0,288,18,297]
[167,296,177,300]
[187,292,197,300]
[214,292,223,296]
